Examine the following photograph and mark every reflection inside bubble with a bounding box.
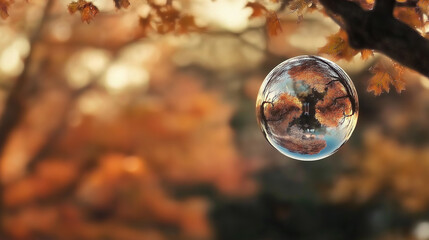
[256,55,359,161]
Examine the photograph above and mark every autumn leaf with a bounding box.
[391,62,406,93]
[139,3,202,35]
[318,30,358,61]
[394,7,424,29]
[245,2,267,19]
[367,62,406,95]
[80,4,98,23]
[319,30,372,61]
[266,12,282,36]
[244,2,282,36]
[67,0,81,14]
[351,0,374,10]
[360,49,373,60]
[68,0,99,24]
[368,68,392,95]
[418,0,429,15]
[0,0,11,19]
[113,0,130,9]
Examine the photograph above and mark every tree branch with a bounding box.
[318,0,429,78]
[373,0,395,16]
[395,0,419,7]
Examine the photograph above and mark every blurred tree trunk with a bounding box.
[0,0,54,236]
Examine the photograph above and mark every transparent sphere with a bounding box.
[256,55,358,161]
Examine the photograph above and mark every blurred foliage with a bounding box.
[0,0,428,240]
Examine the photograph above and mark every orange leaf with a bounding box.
[318,30,358,61]
[67,1,81,13]
[113,0,130,9]
[68,0,99,24]
[418,0,429,15]
[391,62,406,93]
[360,49,373,60]
[0,0,11,19]
[352,0,374,10]
[367,62,406,95]
[394,7,424,29]
[368,66,392,95]
[266,12,282,36]
[245,2,267,19]
[68,0,87,13]
[143,3,202,35]
[81,4,98,23]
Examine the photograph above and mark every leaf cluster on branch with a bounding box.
[139,1,203,35]
[1,0,429,92]
[318,0,429,92]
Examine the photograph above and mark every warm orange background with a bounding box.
[0,0,428,239]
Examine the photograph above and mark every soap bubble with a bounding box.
[256,55,358,161]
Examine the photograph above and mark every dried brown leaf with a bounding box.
[360,49,373,60]
[245,2,268,19]
[266,12,282,36]
[68,0,99,24]
[318,30,358,61]
[418,0,429,15]
[394,7,424,29]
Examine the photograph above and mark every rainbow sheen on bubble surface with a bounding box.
[256,55,358,161]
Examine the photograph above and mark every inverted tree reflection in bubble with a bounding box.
[256,55,358,161]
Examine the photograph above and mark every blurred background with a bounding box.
[0,0,428,239]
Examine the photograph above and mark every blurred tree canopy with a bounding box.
[0,0,428,240]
